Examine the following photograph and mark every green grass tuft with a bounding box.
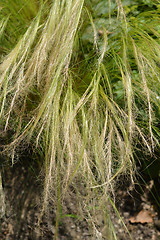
[0,0,160,238]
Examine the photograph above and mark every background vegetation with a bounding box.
[0,0,160,239]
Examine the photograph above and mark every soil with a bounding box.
[0,161,160,240]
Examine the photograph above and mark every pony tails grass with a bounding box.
[0,0,160,238]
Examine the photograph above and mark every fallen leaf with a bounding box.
[129,210,153,224]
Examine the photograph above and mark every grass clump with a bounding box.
[0,0,160,238]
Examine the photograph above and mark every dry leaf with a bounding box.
[129,210,153,224]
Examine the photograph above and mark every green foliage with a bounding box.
[0,0,40,53]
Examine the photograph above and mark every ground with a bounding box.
[0,161,160,240]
